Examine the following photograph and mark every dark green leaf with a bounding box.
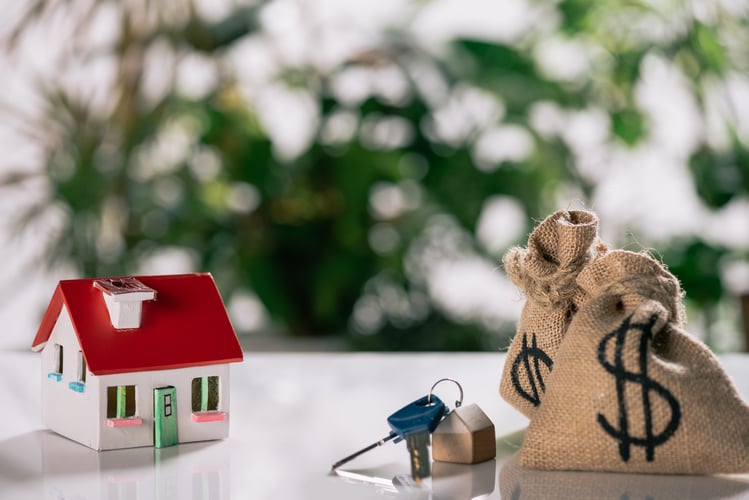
[611,107,646,146]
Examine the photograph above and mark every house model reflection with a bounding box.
[31,274,244,450]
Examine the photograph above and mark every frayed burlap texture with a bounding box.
[520,250,749,474]
[499,209,605,418]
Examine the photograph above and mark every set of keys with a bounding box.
[331,379,464,484]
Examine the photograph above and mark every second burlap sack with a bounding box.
[520,250,749,474]
[499,209,605,418]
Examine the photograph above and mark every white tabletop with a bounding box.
[1,350,748,499]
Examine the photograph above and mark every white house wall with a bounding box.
[97,364,231,451]
[40,308,233,451]
[40,309,101,450]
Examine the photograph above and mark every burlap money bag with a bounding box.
[499,209,605,418]
[520,250,749,474]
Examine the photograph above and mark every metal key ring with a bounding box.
[427,378,463,409]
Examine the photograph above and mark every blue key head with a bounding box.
[387,394,448,442]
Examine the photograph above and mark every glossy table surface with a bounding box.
[1,350,748,499]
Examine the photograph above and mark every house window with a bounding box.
[107,386,136,418]
[192,376,219,412]
[79,351,86,383]
[68,351,86,393]
[106,385,143,428]
[191,376,225,422]
[47,343,63,382]
[164,393,173,417]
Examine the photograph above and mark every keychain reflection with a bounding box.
[335,458,496,499]
[334,450,749,499]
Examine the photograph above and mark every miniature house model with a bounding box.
[31,273,244,451]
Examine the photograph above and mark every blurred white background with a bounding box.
[1,0,748,351]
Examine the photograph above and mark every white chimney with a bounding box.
[94,278,157,329]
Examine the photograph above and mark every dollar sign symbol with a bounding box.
[510,332,553,407]
[597,313,681,462]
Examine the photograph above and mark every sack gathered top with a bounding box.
[500,209,606,417]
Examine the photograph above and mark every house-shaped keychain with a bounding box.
[31,273,244,451]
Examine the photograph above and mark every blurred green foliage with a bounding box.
[2,0,748,350]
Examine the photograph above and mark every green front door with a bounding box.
[154,386,178,448]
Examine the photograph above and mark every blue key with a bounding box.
[388,394,447,483]
[331,394,447,484]
[387,394,447,440]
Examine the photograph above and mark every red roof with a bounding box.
[32,273,244,375]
